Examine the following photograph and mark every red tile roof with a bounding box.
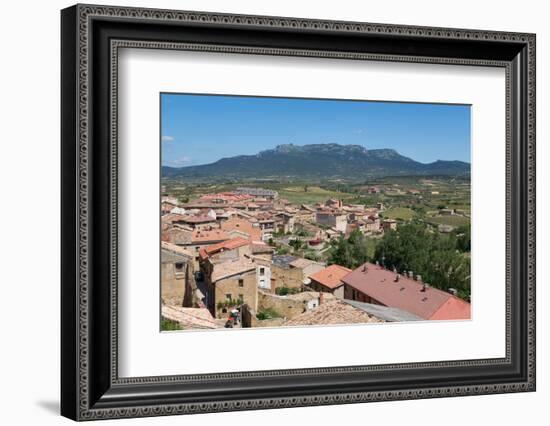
[181,215,216,224]
[191,229,229,243]
[309,264,352,290]
[204,237,250,256]
[341,262,470,320]
[199,192,253,203]
[220,217,262,241]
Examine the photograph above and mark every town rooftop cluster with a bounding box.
[160,187,470,330]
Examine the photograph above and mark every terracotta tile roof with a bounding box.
[161,241,194,259]
[283,299,383,326]
[220,217,262,241]
[341,262,470,320]
[309,264,352,289]
[162,305,223,329]
[162,227,193,245]
[161,213,187,224]
[192,229,229,243]
[203,237,250,256]
[181,215,216,224]
[199,192,253,203]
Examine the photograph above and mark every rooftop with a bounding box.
[272,254,298,269]
[192,229,229,243]
[283,299,383,326]
[288,258,322,270]
[343,299,423,322]
[162,305,223,329]
[211,258,256,282]
[309,264,352,289]
[341,262,470,320]
[161,241,194,260]
[181,215,216,224]
[209,236,250,252]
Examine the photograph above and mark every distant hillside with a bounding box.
[162,143,470,180]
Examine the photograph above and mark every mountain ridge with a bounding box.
[162,143,470,180]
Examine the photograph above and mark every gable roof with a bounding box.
[341,262,470,320]
[211,259,256,282]
[204,237,250,256]
[161,241,194,260]
[309,264,352,289]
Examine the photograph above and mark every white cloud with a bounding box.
[353,129,365,135]
[162,135,175,142]
[170,156,191,166]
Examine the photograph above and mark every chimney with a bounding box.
[408,271,414,279]
[362,265,368,273]
[394,274,400,282]
[319,292,324,305]
[415,274,421,282]
[375,260,379,266]
[448,288,458,296]
[421,283,431,292]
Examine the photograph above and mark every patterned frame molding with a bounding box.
[61,3,536,421]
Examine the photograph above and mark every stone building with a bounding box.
[161,242,195,307]
[203,258,258,317]
[275,212,295,234]
[315,210,347,232]
[382,219,397,231]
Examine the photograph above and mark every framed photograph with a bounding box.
[61,4,536,421]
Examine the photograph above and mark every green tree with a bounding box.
[454,225,471,252]
[327,230,370,269]
[289,239,305,252]
[276,246,290,255]
[374,223,470,299]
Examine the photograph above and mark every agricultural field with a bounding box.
[381,207,417,221]
[278,185,356,205]
[425,215,471,227]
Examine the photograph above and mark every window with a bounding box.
[259,267,265,276]
[238,294,243,302]
[226,294,232,301]
[174,262,184,271]
[238,279,244,287]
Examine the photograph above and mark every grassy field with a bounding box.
[381,207,416,221]
[279,186,355,205]
[425,215,470,227]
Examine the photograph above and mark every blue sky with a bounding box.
[161,93,471,167]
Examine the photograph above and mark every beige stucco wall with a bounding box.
[213,270,257,318]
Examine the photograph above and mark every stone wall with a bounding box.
[257,290,319,321]
[241,304,285,328]
[270,264,303,290]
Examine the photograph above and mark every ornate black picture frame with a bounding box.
[61,4,536,421]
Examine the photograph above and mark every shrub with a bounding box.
[161,317,182,331]
[257,308,281,320]
[275,286,300,296]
